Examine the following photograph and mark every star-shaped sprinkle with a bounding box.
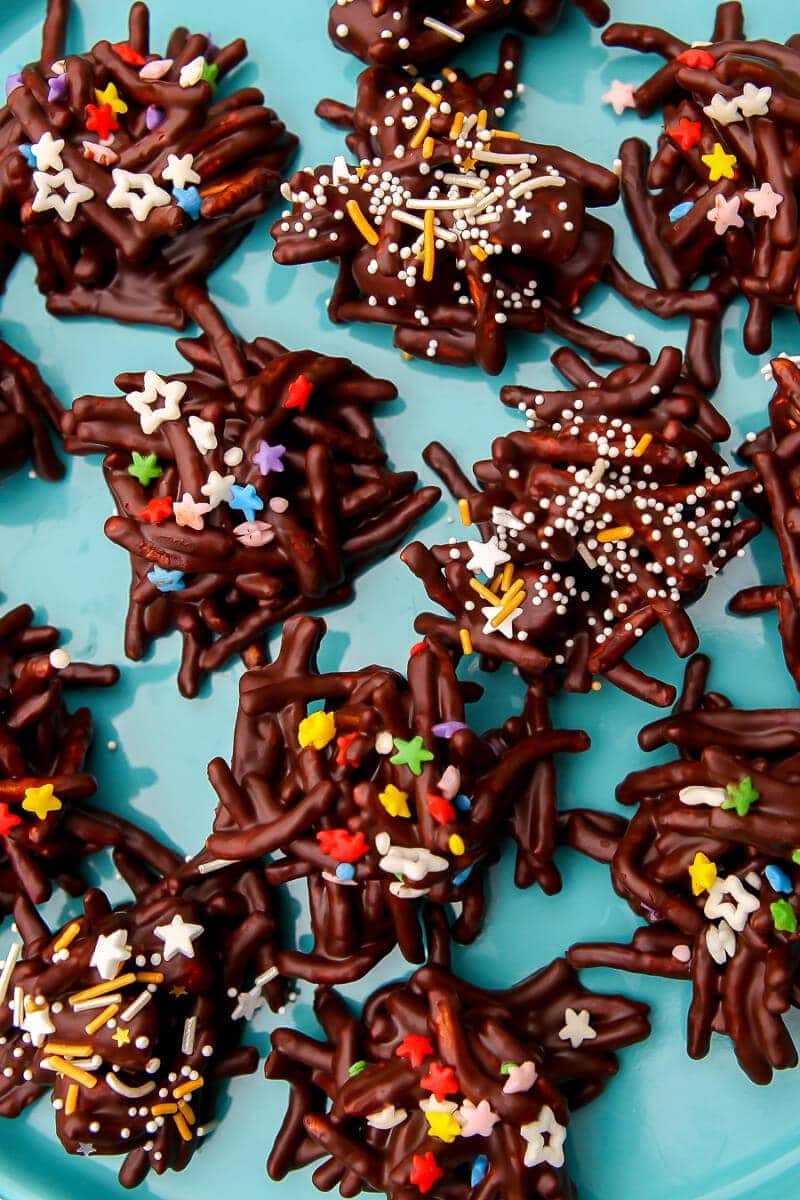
[19,144,36,167]
[200,470,235,509]
[233,520,273,547]
[179,56,206,88]
[47,73,68,102]
[162,153,201,189]
[90,929,131,980]
[298,710,337,750]
[513,205,531,224]
[170,985,188,998]
[252,440,286,475]
[154,913,204,961]
[173,493,211,530]
[704,876,759,932]
[701,142,737,182]
[231,986,266,1021]
[128,451,162,485]
[95,81,127,114]
[736,81,771,118]
[366,1104,407,1130]
[112,1026,131,1047]
[30,131,64,172]
[147,566,185,593]
[420,1062,459,1101]
[425,1108,461,1143]
[140,58,173,81]
[409,1151,443,1194]
[113,41,146,66]
[32,169,94,223]
[427,794,455,825]
[745,181,783,219]
[601,80,636,115]
[481,602,523,639]
[126,372,185,435]
[284,374,313,411]
[174,185,202,220]
[228,483,264,524]
[723,775,759,816]
[379,784,411,818]
[666,117,702,151]
[82,140,118,166]
[136,496,174,524]
[187,415,217,454]
[702,92,742,126]
[396,1034,434,1067]
[676,48,715,69]
[76,1144,96,1157]
[0,804,21,837]
[85,102,119,139]
[21,1002,55,1046]
[502,1060,537,1094]
[771,899,797,933]
[558,1006,596,1048]
[706,919,736,964]
[706,193,744,235]
[688,851,717,896]
[201,60,219,88]
[107,169,171,222]
[458,1099,499,1137]
[520,1106,566,1169]
[391,735,434,776]
[22,783,61,821]
[465,536,510,576]
[316,828,368,862]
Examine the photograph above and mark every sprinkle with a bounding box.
[178,1100,196,1125]
[348,1060,367,1077]
[632,433,652,457]
[457,499,472,525]
[298,710,337,750]
[151,1103,179,1116]
[84,1004,119,1036]
[174,1078,204,1099]
[448,834,466,855]
[72,995,123,1014]
[410,117,431,150]
[136,972,164,984]
[688,851,717,896]
[0,944,21,1006]
[65,1084,79,1116]
[597,524,634,543]
[422,136,435,159]
[120,991,152,1022]
[379,784,411,819]
[700,142,737,182]
[390,735,434,776]
[345,199,379,245]
[42,1056,97,1089]
[668,201,694,222]
[413,84,441,108]
[182,1017,197,1056]
[458,629,473,655]
[722,776,759,817]
[42,1043,93,1057]
[422,16,464,43]
[771,899,797,933]
[449,112,465,139]
[22,783,61,821]
[470,245,488,261]
[70,973,137,1007]
[500,562,515,592]
[173,1113,193,1141]
[423,209,436,282]
[765,864,793,894]
[469,578,502,605]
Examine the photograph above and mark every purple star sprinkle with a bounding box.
[5,72,23,97]
[252,440,286,476]
[47,73,68,102]
[145,105,165,130]
[432,721,468,739]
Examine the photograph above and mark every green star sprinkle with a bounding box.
[201,60,219,88]
[347,1060,367,1077]
[722,775,760,817]
[128,452,162,486]
[390,735,434,776]
[771,899,798,933]
[499,1062,516,1076]
[792,850,800,866]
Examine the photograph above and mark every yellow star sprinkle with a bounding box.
[112,1026,131,1047]
[688,851,717,896]
[170,985,188,999]
[425,1109,461,1143]
[379,784,411,819]
[298,710,337,750]
[701,142,737,182]
[94,82,128,114]
[461,155,476,172]
[22,783,62,821]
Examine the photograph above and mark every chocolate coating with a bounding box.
[402,347,759,706]
[565,653,800,1084]
[266,932,648,1200]
[328,0,611,68]
[272,40,659,374]
[62,290,440,697]
[205,614,588,983]
[0,335,64,481]
[0,1,296,327]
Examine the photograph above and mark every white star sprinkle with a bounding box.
[704,875,759,932]
[601,80,636,116]
[745,181,783,219]
[702,92,742,126]
[366,1104,408,1130]
[31,131,64,172]
[107,169,171,222]
[513,205,531,224]
[21,1002,55,1047]
[76,1143,96,1157]
[558,1007,597,1049]
[89,929,132,981]
[520,1106,566,1169]
[481,602,523,639]
[125,371,185,435]
[179,55,206,88]
[153,913,204,962]
[736,81,771,119]
[187,415,218,453]
[706,193,744,236]
[465,535,510,576]
[32,168,94,223]
[231,986,266,1021]
[706,918,736,964]
[162,153,201,190]
[201,470,235,509]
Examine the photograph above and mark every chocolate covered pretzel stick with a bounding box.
[402,347,759,706]
[62,292,440,696]
[0,1,296,327]
[266,931,648,1200]
[565,654,800,1084]
[0,335,64,480]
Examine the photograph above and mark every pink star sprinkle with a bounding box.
[457,1098,500,1137]
[173,492,211,530]
[601,80,637,116]
[744,182,784,220]
[502,1060,538,1094]
[233,520,274,548]
[706,193,744,236]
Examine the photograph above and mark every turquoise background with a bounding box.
[1,1,800,1197]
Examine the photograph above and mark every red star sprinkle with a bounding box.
[85,102,119,140]
[284,374,313,411]
[316,828,369,862]
[426,794,455,825]
[136,496,174,524]
[395,1034,434,1068]
[112,41,147,65]
[410,640,428,657]
[666,117,703,151]
[675,48,715,69]
[420,1062,460,1100]
[410,1152,443,1195]
[335,732,360,766]
[0,804,22,837]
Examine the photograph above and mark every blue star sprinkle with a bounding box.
[174,185,202,220]
[228,483,264,524]
[147,566,186,593]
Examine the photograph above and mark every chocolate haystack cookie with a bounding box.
[273,41,705,374]
[565,654,800,1084]
[602,2,800,387]
[266,926,649,1200]
[328,0,610,68]
[0,0,296,327]
[731,356,800,690]
[0,827,282,1189]
[402,346,759,707]
[0,602,174,915]
[62,291,439,697]
[0,336,64,481]
[204,614,588,984]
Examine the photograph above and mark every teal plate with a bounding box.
[1,1,800,1197]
